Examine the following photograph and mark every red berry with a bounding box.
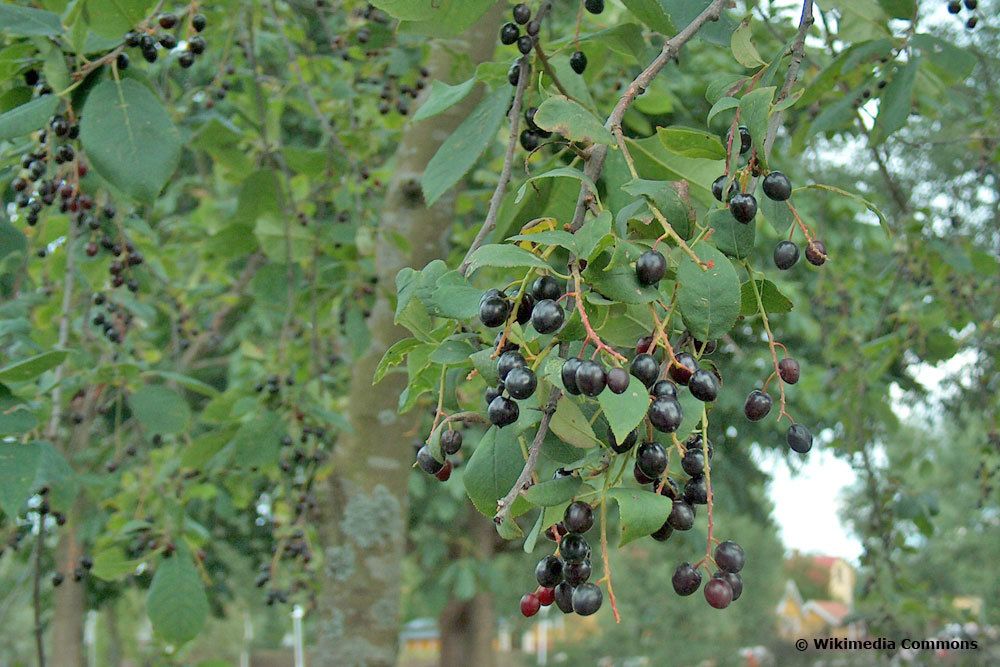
[520,592,541,617]
[537,587,555,606]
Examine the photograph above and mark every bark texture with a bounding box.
[311,7,503,666]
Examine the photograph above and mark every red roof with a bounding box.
[812,600,850,622]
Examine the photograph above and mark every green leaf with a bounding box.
[0,95,60,142]
[707,207,755,260]
[464,244,550,275]
[550,397,599,448]
[396,0,497,37]
[374,339,425,384]
[0,408,37,436]
[583,246,663,305]
[91,546,139,581]
[676,244,741,340]
[79,0,157,41]
[730,17,766,68]
[421,85,511,206]
[141,371,219,398]
[129,385,190,435]
[80,79,181,203]
[147,544,209,645]
[872,59,918,145]
[0,350,67,382]
[759,190,794,233]
[509,212,612,260]
[429,340,475,364]
[427,270,483,319]
[621,179,695,239]
[609,488,671,547]
[533,96,614,146]
[621,0,676,34]
[523,476,582,507]
[0,4,62,36]
[598,375,649,445]
[463,427,531,517]
[800,184,891,238]
[0,441,73,518]
[707,96,740,125]
[657,126,726,160]
[740,279,793,316]
[227,412,286,469]
[515,167,600,207]
[413,78,477,122]
[738,86,775,166]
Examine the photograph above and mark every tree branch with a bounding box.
[569,0,729,231]
[494,387,561,523]
[457,57,530,277]
[33,517,46,667]
[763,0,815,156]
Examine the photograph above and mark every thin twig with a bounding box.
[46,227,77,437]
[763,0,815,156]
[494,388,561,523]
[569,0,729,233]
[458,58,530,276]
[33,517,46,667]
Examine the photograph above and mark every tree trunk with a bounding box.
[310,7,502,667]
[438,509,498,667]
[51,520,85,666]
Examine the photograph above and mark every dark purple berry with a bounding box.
[744,390,772,421]
[729,193,757,224]
[688,369,719,402]
[531,275,561,301]
[630,354,659,388]
[505,366,537,400]
[563,501,594,533]
[714,540,745,573]
[561,358,583,395]
[572,583,602,615]
[778,358,800,384]
[669,353,698,385]
[787,423,812,453]
[559,533,590,562]
[535,555,563,588]
[569,50,587,74]
[606,367,629,394]
[575,361,606,397]
[488,396,519,427]
[704,577,733,609]
[672,562,702,595]
[608,428,637,454]
[773,240,799,270]
[636,249,666,286]
[649,397,683,433]
[762,171,792,201]
[500,22,520,44]
[636,441,667,479]
[531,299,564,334]
[805,239,827,266]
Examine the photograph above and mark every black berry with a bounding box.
[712,175,733,202]
[479,295,510,327]
[488,395,519,427]
[715,571,743,601]
[669,353,698,385]
[773,240,799,270]
[667,499,695,530]
[606,367,630,394]
[535,555,563,588]
[441,429,463,455]
[569,51,587,74]
[636,441,667,479]
[505,366,537,400]
[762,171,792,201]
[559,533,590,562]
[805,239,827,266]
[651,380,678,399]
[561,358,583,395]
[778,358,800,384]
[497,350,526,381]
[532,275,562,301]
[729,193,757,224]
[787,423,813,453]
[636,249,667,286]
[416,445,443,475]
[564,501,594,533]
[531,299,564,334]
[572,583,603,615]
[516,35,534,55]
[744,390,772,421]
[630,353,659,388]
[584,0,605,14]
[688,369,719,402]
[520,130,540,151]
[672,562,702,596]
[512,3,531,24]
[681,448,705,477]
[714,540,745,573]
[563,559,592,586]
[649,397,683,433]
[575,360,607,397]
[684,476,708,505]
[500,21,520,44]
[555,582,575,613]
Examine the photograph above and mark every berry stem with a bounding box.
[598,498,621,623]
[786,201,816,244]
[700,404,716,568]
[571,264,628,363]
[744,264,793,423]
[494,388,561,524]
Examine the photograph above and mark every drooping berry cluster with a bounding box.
[945,0,979,30]
[522,501,603,617]
[123,10,208,67]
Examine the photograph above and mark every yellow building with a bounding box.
[776,555,862,641]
